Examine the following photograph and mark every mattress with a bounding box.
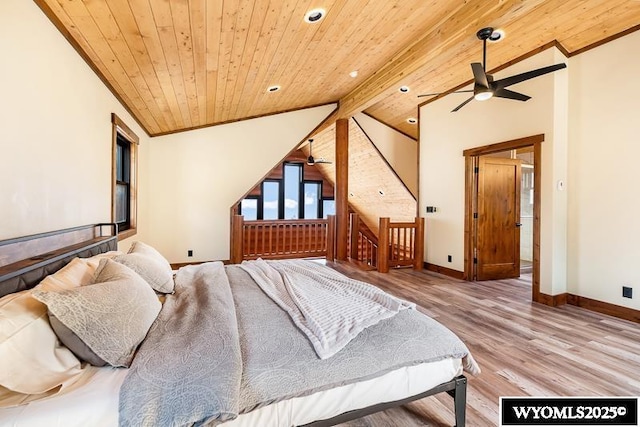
[0,358,462,427]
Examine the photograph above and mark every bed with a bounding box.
[0,224,477,426]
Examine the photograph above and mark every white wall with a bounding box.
[145,104,336,263]
[0,0,149,242]
[420,47,569,296]
[354,113,418,197]
[567,31,640,310]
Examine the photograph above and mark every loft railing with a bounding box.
[349,213,378,269]
[378,217,425,273]
[231,215,336,263]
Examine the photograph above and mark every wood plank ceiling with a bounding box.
[36,0,640,138]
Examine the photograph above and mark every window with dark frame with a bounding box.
[111,113,138,239]
[115,134,131,231]
[239,196,258,221]
[239,162,333,220]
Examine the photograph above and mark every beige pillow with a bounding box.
[114,241,174,293]
[33,259,161,368]
[37,252,120,292]
[0,258,96,395]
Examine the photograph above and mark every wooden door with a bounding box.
[476,157,521,280]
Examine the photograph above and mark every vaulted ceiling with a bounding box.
[37,0,640,138]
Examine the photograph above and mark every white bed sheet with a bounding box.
[0,358,462,427]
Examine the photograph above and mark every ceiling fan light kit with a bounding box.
[306,139,332,166]
[419,27,566,112]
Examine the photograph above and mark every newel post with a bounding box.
[231,215,244,264]
[414,217,425,271]
[378,217,390,273]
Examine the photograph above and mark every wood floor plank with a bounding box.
[326,263,640,427]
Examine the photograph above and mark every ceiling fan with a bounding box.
[417,27,566,112]
[306,139,332,166]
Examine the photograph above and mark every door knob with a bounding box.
[515,222,522,227]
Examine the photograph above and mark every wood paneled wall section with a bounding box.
[304,119,416,235]
[244,149,334,199]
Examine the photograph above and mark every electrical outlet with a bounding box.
[187,250,193,257]
[622,286,632,299]
[447,255,452,263]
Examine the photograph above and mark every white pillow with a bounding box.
[0,253,120,397]
[0,259,89,395]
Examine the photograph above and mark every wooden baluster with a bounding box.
[403,227,407,261]
[327,215,336,261]
[350,213,359,261]
[414,217,425,270]
[409,225,415,260]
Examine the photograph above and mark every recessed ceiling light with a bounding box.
[488,29,505,42]
[304,8,326,23]
[267,85,281,93]
[399,86,410,93]
[407,117,417,124]
[349,70,358,78]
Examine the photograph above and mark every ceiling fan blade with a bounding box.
[494,88,531,101]
[316,159,332,164]
[452,96,475,112]
[494,63,567,89]
[471,62,490,89]
[417,89,473,98]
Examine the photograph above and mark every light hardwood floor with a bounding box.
[326,263,640,427]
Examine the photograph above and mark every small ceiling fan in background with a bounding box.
[306,139,332,166]
[418,27,566,112]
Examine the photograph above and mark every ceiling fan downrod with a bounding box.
[476,27,494,72]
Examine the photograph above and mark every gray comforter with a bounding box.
[119,262,478,426]
[119,263,242,427]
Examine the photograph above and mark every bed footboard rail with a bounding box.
[300,374,467,427]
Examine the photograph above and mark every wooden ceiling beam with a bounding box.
[335,0,549,120]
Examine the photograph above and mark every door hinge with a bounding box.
[473,257,478,264]
[474,166,479,173]
[473,212,478,219]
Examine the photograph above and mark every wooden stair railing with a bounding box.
[231,215,336,263]
[378,217,425,273]
[349,213,379,269]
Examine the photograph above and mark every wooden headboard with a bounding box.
[0,224,118,298]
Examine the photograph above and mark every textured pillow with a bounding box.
[32,259,161,368]
[114,241,174,293]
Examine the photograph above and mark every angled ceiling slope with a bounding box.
[302,118,416,234]
[36,0,640,137]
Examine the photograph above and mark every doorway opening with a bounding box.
[463,134,543,302]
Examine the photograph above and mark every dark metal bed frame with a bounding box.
[0,224,467,427]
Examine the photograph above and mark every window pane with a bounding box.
[304,183,320,219]
[322,200,336,218]
[240,198,258,220]
[115,183,128,224]
[263,181,280,220]
[284,164,301,219]
[116,143,124,181]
